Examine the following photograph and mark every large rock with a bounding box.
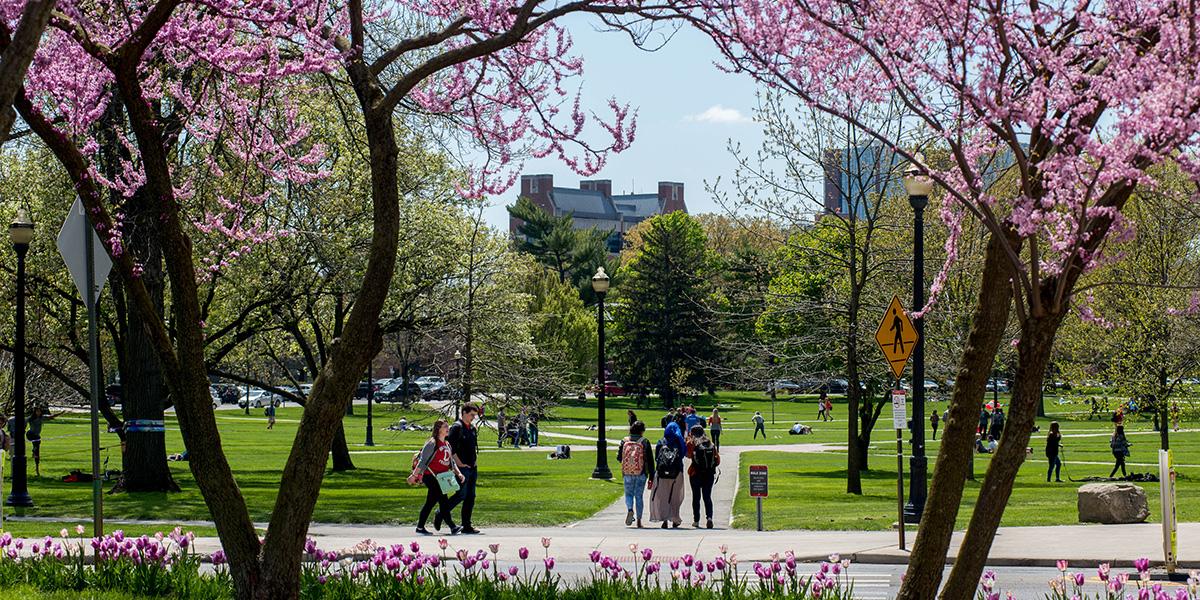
[1077,483,1150,524]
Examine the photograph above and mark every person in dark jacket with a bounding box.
[617,421,655,528]
[686,425,720,529]
[1045,421,1063,482]
[1109,425,1130,478]
[437,403,481,534]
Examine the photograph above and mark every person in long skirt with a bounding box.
[649,421,687,528]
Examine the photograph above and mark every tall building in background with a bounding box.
[511,174,687,252]
[821,145,903,218]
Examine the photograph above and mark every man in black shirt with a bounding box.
[437,402,481,534]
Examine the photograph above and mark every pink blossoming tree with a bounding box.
[676,0,1200,597]
[11,0,645,597]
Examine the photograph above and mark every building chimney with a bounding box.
[657,181,686,214]
[511,174,555,233]
[580,179,612,197]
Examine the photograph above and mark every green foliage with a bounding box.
[611,212,717,403]
[507,196,616,301]
[523,270,597,386]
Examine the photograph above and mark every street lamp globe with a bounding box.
[902,159,934,197]
[453,350,462,361]
[591,266,610,294]
[9,208,33,247]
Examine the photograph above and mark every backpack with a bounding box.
[656,442,681,479]
[620,437,645,476]
[692,439,717,475]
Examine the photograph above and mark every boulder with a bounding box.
[1077,483,1150,524]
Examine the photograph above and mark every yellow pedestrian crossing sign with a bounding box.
[875,295,918,379]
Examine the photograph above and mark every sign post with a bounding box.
[877,298,916,551]
[749,465,768,532]
[892,388,907,550]
[1159,449,1177,575]
[57,197,112,539]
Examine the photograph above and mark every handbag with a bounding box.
[435,470,460,495]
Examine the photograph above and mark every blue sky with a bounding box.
[481,18,766,229]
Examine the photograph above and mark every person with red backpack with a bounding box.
[617,420,655,528]
[686,424,720,529]
[650,422,687,529]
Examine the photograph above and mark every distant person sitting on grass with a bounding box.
[974,433,989,454]
[789,422,811,435]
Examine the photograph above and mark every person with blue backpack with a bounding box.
[649,422,687,529]
[686,424,720,529]
[617,421,655,528]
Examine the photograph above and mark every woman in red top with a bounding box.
[408,419,464,535]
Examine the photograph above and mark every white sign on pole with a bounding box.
[1160,449,1178,573]
[892,390,908,429]
[56,197,112,302]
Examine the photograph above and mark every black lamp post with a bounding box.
[7,208,34,507]
[902,160,932,524]
[453,350,464,420]
[590,266,612,480]
[365,362,374,446]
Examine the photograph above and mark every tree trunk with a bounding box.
[118,190,177,493]
[330,420,356,472]
[846,337,863,493]
[939,314,1063,599]
[896,230,1018,600]
[254,87,401,597]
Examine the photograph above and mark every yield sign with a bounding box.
[57,197,113,302]
[875,295,918,379]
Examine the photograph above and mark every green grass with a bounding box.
[731,410,1200,530]
[11,390,1199,534]
[9,405,620,529]
[0,587,147,600]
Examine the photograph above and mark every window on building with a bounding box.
[530,179,539,193]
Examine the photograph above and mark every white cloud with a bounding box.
[685,105,751,124]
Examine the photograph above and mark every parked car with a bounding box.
[238,388,271,408]
[987,378,1010,393]
[768,380,803,394]
[377,379,422,403]
[603,381,627,396]
[415,376,447,393]
[353,381,382,400]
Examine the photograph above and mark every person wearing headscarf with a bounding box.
[649,422,687,528]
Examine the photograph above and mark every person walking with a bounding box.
[1045,421,1063,482]
[628,410,638,428]
[617,420,655,528]
[650,422,687,529]
[684,407,704,434]
[989,407,1005,440]
[517,408,530,447]
[496,409,506,448]
[708,408,723,450]
[930,410,939,440]
[27,406,63,477]
[660,409,674,429]
[817,392,828,421]
[408,419,463,535]
[528,412,539,446]
[265,402,277,430]
[752,411,766,439]
[824,397,834,421]
[438,403,481,534]
[1109,425,1131,478]
[686,424,720,529]
[978,408,990,435]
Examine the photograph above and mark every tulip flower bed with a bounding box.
[0,529,1199,599]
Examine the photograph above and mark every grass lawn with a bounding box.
[11,389,1198,534]
[7,404,620,531]
[731,407,1200,530]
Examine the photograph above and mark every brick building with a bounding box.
[511,174,687,252]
